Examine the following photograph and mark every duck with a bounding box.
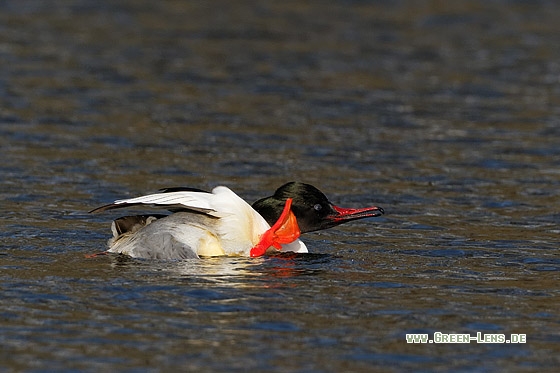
[90,182,384,260]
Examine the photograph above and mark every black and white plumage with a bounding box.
[90,186,307,259]
[90,182,384,260]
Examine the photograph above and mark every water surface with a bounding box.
[1,0,559,371]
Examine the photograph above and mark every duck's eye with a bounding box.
[313,204,322,211]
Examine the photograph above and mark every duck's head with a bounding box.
[252,182,384,234]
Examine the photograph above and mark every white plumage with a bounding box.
[112,191,217,215]
[92,186,307,259]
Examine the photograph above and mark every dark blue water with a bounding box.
[1,0,559,371]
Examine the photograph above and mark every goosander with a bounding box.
[91,182,384,260]
[90,186,305,259]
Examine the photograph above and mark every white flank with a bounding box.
[104,186,308,258]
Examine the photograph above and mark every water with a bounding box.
[1,0,559,371]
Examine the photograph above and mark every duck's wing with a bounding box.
[111,214,168,235]
[90,190,219,216]
[158,187,208,193]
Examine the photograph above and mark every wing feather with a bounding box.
[90,191,218,215]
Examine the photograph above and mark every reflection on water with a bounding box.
[104,254,291,280]
[1,0,560,371]
[103,252,329,285]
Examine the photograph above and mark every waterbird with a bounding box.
[90,182,384,260]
